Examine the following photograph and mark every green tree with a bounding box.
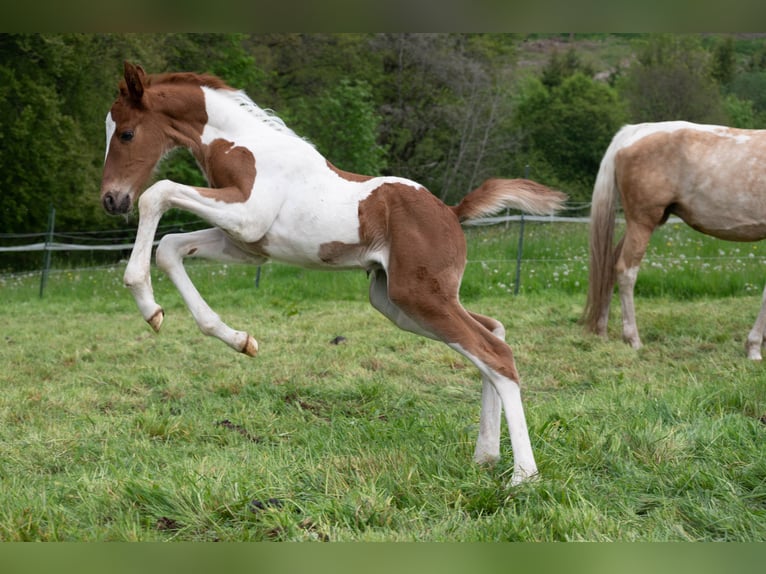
[512,73,627,202]
[540,48,594,89]
[372,33,520,203]
[711,35,737,86]
[0,34,98,234]
[619,34,726,124]
[287,79,387,176]
[725,71,766,127]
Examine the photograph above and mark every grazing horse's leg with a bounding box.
[154,228,264,356]
[745,283,766,360]
[615,220,656,350]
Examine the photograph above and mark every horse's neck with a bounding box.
[186,90,323,181]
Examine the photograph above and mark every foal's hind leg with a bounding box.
[368,269,537,485]
[615,221,655,349]
[155,228,263,356]
[467,312,504,466]
[745,282,766,360]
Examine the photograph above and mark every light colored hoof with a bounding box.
[241,335,259,357]
[148,308,164,332]
[623,336,642,350]
[746,346,762,361]
[473,452,501,466]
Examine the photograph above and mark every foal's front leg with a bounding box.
[123,179,267,338]
[123,181,171,332]
[155,228,263,356]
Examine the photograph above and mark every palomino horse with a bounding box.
[583,121,766,360]
[100,62,566,485]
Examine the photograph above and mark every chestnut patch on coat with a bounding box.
[326,160,374,183]
[198,138,256,203]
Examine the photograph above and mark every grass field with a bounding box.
[0,222,764,541]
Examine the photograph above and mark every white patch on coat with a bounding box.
[104,112,116,163]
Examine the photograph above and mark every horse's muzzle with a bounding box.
[102,191,132,215]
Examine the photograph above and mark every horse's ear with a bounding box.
[123,61,146,107]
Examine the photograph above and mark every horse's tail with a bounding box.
[582,125,631,333]
[451,178,566,223]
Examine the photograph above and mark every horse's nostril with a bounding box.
[102,192,116,213]
[102,191,132,215]
[118,194,132,213]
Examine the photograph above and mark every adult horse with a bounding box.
[583,121,766,360]
[100,62,566,485]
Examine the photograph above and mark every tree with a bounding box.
[540,47,594,89]
[371,33,520,204]
[711,35,736,86]
[286,78,387,176]
[619,34,726,124]
[512,73,628,202]
[725,71,766,126]
[0,34,99,234]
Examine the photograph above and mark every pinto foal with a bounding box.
[101,62,566,484]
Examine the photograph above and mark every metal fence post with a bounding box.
[513,165,529,295]
[39,206,55,298]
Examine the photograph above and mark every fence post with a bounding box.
[39,206,55,298]
[513,165,529,295]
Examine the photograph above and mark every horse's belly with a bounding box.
[258,206,371,269]
[678,204,766,242]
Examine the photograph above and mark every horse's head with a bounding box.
[100,62,173,215]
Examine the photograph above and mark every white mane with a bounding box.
[217,89,303,140]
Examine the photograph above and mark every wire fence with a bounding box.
[0,202,696,299]
[3,206,588,297]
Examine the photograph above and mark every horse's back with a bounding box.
[612,121,766,241]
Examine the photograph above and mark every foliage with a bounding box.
[286,79,387,176]
[512,73,627,202]
[540,48,595,89]
[372,33,520,203]
[724,71,766,127]
[4,33,766,244]
[0,35,99,234]
[618,34,727,124]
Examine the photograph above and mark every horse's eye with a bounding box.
[119,130,134,142]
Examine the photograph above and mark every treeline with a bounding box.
[2,33,766,238]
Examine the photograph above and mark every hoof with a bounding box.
[241,335,259,357]
[473,453,501,467]
[148,308,164,332]
[509,469,539,487]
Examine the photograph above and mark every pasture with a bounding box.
[0,222,764,541]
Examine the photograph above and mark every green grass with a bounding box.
[0,223,764,541]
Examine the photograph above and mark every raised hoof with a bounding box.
[241,335,259,357]
[148,308,164,332]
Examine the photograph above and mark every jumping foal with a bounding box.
[101,62,566,484]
